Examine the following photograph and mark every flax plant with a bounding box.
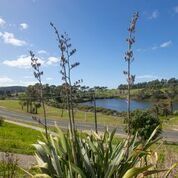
[50,23,80,136]
[50,23,83,168]
[93,92,98,133]
[124,12,139,135]
[33,125,176,178]
[30,51,48,138]
[89,88,98,133]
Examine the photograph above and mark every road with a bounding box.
[0,107,178,142]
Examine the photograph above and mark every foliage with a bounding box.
[118,78,178,90]
[0,96,6,100]
[0,153,18,178]
[118,78,178,104]
[129,110,162,141]
[33,126,173,178]
[18,84,42,114]
[0,116,4,126]
[151,102,172,118]
[78,104,126,117]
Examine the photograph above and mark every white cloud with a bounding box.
[3,55,45,69]
[20,23,28,30]
[0,32,27,46]
[3,55,60,69]
[160,40,172,48]
[46,57,59,65]
[149,10,159,19]
[0,17,6,27]
[38,50,47,54]
[137,41,172,52]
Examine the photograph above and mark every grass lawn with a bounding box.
[162,115,178,129]
[0,122,43,155]
[0,99,124,126]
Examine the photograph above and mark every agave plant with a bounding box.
[32,126,176,178]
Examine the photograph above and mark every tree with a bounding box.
[25,84,41,114]
[165,82,177,114]
[18,93,27,110]
[33,101,41,114]
[129,110,162,141]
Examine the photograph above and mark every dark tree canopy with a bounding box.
[128,110,162,141]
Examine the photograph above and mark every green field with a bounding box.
[0,122,43,155]
[1,99,178,129]
[163,115,178,129]
[0,99,124,126]
[2,99,178,128]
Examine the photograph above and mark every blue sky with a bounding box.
[0,0,178,88]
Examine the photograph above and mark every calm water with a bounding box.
[82,98,178,112]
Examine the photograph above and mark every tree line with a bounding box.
[118,78,178,90]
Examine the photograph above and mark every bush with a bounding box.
[32,126,172,178]
[0,96,6,100]
[129,110,162,141]
[0,116,4,126]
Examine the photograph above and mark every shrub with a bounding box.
[129,110,162,141]
[0,96,6,100]
[32,126,173,178]
[0,116,4,126]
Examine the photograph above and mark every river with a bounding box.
[82,98,178,112]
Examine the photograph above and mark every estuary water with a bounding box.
[82,98,178,112]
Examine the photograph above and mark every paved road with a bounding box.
[0,108,178,142]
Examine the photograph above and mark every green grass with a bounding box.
[0,122,43,155]
[161,115,178,129]
[0,99,124,126]
[0,121,123,156]
[0,161,41,177]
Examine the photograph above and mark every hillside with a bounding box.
[0,86,26,95]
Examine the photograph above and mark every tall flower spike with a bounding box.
[30,51,48,139]
[50,23,80,137]
[124,12,139,137]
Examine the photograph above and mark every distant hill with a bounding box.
[0,86,26,94]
